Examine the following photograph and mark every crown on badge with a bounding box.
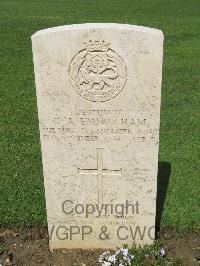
[85,40,110,52]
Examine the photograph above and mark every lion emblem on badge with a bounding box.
[68,40,127,102]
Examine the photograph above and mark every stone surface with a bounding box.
[32,23,164,250]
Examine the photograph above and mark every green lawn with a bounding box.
[0,0,200,229]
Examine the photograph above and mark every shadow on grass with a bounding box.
[155,161,171,236]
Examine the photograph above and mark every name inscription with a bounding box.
[41,109,158,144]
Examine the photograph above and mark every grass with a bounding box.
[0,0,200,228]
[0,242,5,256]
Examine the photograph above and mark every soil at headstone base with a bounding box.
[0,227,199,266]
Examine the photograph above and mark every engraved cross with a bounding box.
[78,148,122,205]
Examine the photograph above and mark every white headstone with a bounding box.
[32,23,164,250]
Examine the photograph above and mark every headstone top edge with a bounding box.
[31,23,163,39]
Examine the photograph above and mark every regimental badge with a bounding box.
[68,40,127,102]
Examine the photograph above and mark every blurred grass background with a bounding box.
[0,0,200,228]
